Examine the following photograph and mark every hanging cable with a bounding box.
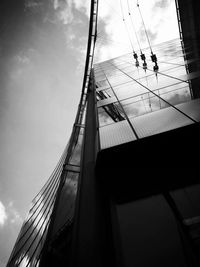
[140,52,147,72]
[126,0,142,67]
[137,67,148,112]
[141,64,190,84]
[126,1,148,71]
[100,64,139,139]
[137,0,159,75]
[137,0,152,53]
[109,60,198,123]
[120,0,135,52]
[127,0,142,52]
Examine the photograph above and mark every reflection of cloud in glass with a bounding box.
[96,39,192,129]
[15,254,29,267]
[69,133,83,165]
[30,207,48,234]
[9,179,59,266]
[98,109,118,126]
[51,172,79,237]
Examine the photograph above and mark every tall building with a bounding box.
[7,0,200,266]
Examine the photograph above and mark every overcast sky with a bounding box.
[0,0,179,265]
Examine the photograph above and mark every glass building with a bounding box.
[95,38,198,149]
[7,0,200,266]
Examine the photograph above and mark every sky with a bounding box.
[0,0,179,265]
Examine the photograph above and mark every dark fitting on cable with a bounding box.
[141,53,146,61]
[135,60,139,67]
[143,62,147,70]
[133,52,138,60]
[153,63,159,72]
[151,53,157,63]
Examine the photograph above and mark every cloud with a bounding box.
[73,0,90,16]
[25,0,43,12]
[7,202,23,225]
[0,201,7,226]
[54,0,74,24]
[0,200,23,227]
[15,54,30,64]
[147,29,157,43]
[153,0,171,9]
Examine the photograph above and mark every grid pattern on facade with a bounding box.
[94,39,200,149]
[7,107,87,267]
[6,0,99,265]
[6,146,68,267]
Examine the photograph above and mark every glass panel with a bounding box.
[130,100,200,139]
[94,39,192,111]
[98,109,116,126]
[51,171,79,237]
[100,120,136,149]
[96,84,110,92]
[7,147,67,266]
[97,96,117,108]
[69,130,84,166]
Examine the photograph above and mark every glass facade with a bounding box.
[94,39,200,149]
[6,146,68,267]
[7,96,87,267]
[7,0,98,264]
[7,0,200,263]
[94,37,200,266]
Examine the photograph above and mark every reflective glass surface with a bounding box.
[7,146,68,267]
[94,39,200,149]
[7,94,87,266]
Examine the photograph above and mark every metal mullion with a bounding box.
[115,51,186,65]
[9,175,61,263]
[29,158,64,215]
[109,62,198,123]
[99,63,187,90]
[64,166,80,174]
[152,60,184,67]
[7,155,66,264]
[15,166,62,246]
[30,146,68,211]
[120,59,187,81]
[32,144,68,200]
[24,222,50,267]
[100,66,139,139]
[114,84,190,107]
[25,154,65,219]
[11,189,58,266]
[140,64,190,83]
[18,212,52,267]
[38,29,93,261]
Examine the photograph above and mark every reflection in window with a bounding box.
[95,39,196,149]
[7,146,68,267]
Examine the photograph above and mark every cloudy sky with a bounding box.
[0,0,179,265]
